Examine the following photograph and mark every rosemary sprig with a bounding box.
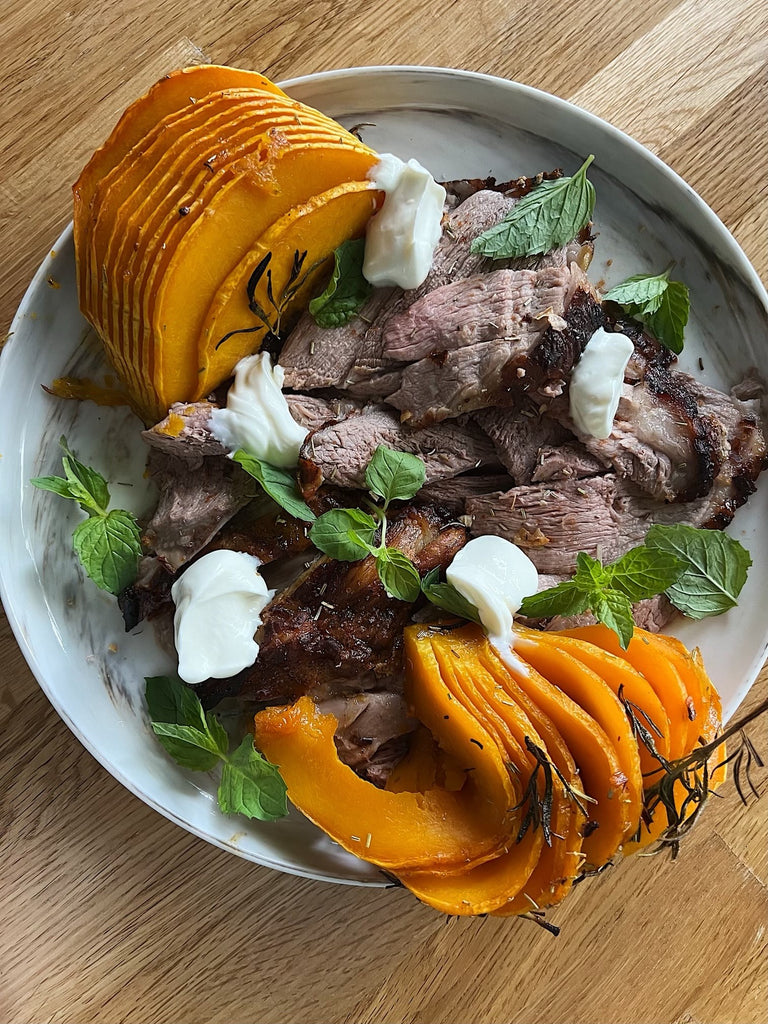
[519,911,561,937]
[617,684,670,774]
[642,694,768,858]
[215,248,326,351]
[514,736,595,846]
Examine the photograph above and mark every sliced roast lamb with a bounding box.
[473,396,574,485]
[384,270,604,427]
[279,188,594,394]
[230,503,468,704]
[297,403,499,497]
[322,692,417,788]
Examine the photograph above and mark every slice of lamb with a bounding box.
[298,403,498,497]
[386,272,604,427]
[142,402,227,463]
[467,474,650,576]
[543,594,676,634]
[418,472,515,514]
[531,443,606,483]
[381,266,572,363]
[233,504,468,703]
[279,189,593,393]
[474,396,573,484]
[142,449,254,570]
[321,692,417,788]
[556,368,764,504]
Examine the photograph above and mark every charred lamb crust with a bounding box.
[643,363,722,501]
[440,169,563,207]
[230,505,468,704]
[118,556,174,632]
[513,287,606,396]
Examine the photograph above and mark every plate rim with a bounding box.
[1,64,766,886]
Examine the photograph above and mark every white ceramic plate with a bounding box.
[1,67,767,886]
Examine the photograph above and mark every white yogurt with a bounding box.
[209,353,307,466]
[569,326,634,439]
[363,153,445,290]
[171,550,274,685]
[447,535,539,643]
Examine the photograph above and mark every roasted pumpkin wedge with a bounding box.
[140,137,379,418]
[513,626,644,841]
[197,180,380,391]
[73,64,288,310]
[253,688,519,874]
[109,108,363,401]
[543,631,672,779]
[474,644,586,914]
[100,91,325,335]
[398,626,571,915]
[499,648,634,867]
[560,625,695,759]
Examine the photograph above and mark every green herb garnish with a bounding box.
[31,435,142,595]
[308,446,481,615]
[470,155,595,260]
[644,523,752,618]
[232,449,316,522]
[519,526,752,648]
[308,238,372,328]
[603,270,690,354]
[146,676,287,821]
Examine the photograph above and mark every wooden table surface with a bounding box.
[1,1,766,1022]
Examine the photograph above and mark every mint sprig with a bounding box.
[308,445,481,616]
[308,238,372,328]
[232,448,315,522]
[519,526,751,647]
[146,676,287,821]
[603,270,690,354]
[31,436,141,595]
[470,155,595,259]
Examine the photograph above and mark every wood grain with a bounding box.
[0,1,766,1022]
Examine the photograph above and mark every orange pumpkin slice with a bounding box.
[73,64,287,311]
[499,647,634,868]
[253,688,519,875]
[197,180,381,394]
[560,624,692,759]
[141,135,378,418]
[544,631,672,779]
[513,626,643,842]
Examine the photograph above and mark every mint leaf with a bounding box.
[146,676,228,771]
[59,436,110,514]
[575,551,609,589]
[308,238,372,328]
[643,280,689,355]
[145,675,206,730]
[645,524,751,618]
[519,580,592,620]
[218,735,288,821]
[471,155,595,259]
[605,546,685,602]
[421,567,482,625]
[232,449,315,522]
[365,446,426,505]
[72,508,141,594]
[376,549,422,602]
[310,508,378,561]
[604,271,690,354]
[31,436,141,593]
[151,722,227,770]
[603,271,669,314]
[592,590,635,650]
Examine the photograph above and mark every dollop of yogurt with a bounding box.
[209,352,307,466]
[171,550,274,685]
[363,153,446,290]
[447,535,539,643]
[569,327,634,439]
